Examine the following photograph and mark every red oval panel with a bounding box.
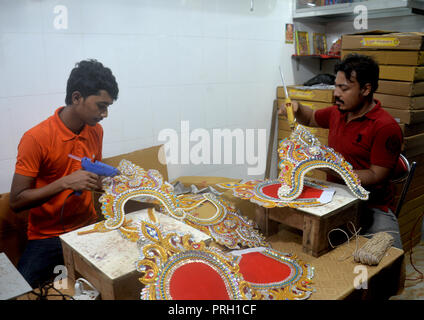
[261,183,323,199]
[169,262,230,300]
[238,252,292,284]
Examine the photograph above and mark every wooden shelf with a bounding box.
[292,54,340,59]
[291,54,341,70]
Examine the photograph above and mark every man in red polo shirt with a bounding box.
[10,59,119,288]
[279,53,403,249]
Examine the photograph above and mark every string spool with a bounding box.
[327,222,396,265]
[353,232,394,266]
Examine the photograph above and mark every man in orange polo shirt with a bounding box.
[10,59,119,288]
[279,54,403,249]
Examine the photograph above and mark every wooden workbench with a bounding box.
[255,180,361,257]
[18,225,404,301]
[59,209,211,300]
[268,226,404,300]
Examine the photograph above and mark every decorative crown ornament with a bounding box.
[218,124,368,208]
[136,219,315,300]
[277,124,369,201]
[82,159,268,249]
[136,219,260,300]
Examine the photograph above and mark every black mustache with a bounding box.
[335,98,344,104]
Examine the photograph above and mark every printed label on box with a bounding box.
[289,89,315,99]
[360,37,400,47]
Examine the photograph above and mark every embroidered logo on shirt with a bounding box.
[385,135,401,155]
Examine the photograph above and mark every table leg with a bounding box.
[303,215,328,257]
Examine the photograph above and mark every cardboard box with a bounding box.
[403,132,424,158]
[103,145,168,181]
[394,171,424,204]
[375,93,424,110]
[277,86,335,103]
[377,80,424,96]
[342,31,424,51]
[398,193,424,218]
[394,172,424,199]
[399,207,423,251]
[341,50,424,66]
[397,193,424,252]
[379,65,424,82]
[278,119,329,138]
[383,107,424,124]
[399,122,424,137]
[276,99,331,112]
[408,153,424,175]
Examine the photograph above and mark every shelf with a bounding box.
[293,0,424,22]
[292,54,341,59]
[292,54,341,70]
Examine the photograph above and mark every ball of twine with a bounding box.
[327,222,395,265]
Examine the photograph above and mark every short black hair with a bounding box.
[334,53,379,95]
[65,59,119,105]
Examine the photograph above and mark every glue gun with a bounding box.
[68,154,120,195]
[279,65,296,130]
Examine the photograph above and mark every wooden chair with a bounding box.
[0,193,29,266]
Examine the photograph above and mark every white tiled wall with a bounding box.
[0,0,294,193]
[2,1,423,194]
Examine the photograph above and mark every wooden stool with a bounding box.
[255,180,361,257]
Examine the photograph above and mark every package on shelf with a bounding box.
[398,122,424,137]
[341,31,424,51]
[277,98,330,139]
[374,93,424,110]
[275,98,331,111]
[382,107,424,125]
[342,50,424,66]
[377,80,424,97]
[277,84,335,103]
[403,132,424,158]
[394,153,424,251]
[396,193,424,252]
[278,119,328,138]
[379,65,424,82]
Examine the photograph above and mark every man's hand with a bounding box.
[278,100,318,128]
[61,170,100,192]
[278,100,300,116]
[10,170,102,212]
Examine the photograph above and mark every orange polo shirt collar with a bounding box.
[53,106,91,142]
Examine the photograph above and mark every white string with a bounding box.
[327,222,360,261]
[327,221,399,262]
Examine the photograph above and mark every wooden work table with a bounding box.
[268,227,404,300]
[15,180,403,300]
[59,209,211,300]
[17,225,404,301]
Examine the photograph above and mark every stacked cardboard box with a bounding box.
[342,31,424,251]
[275,85,334,180]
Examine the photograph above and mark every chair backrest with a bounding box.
[391,154,410,184]
[391,154,417,217]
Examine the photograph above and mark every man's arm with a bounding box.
[9,170,100,212]
[355,124,402,187]
[354,165,391,187]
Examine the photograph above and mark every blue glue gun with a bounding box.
[68,154,120,195]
